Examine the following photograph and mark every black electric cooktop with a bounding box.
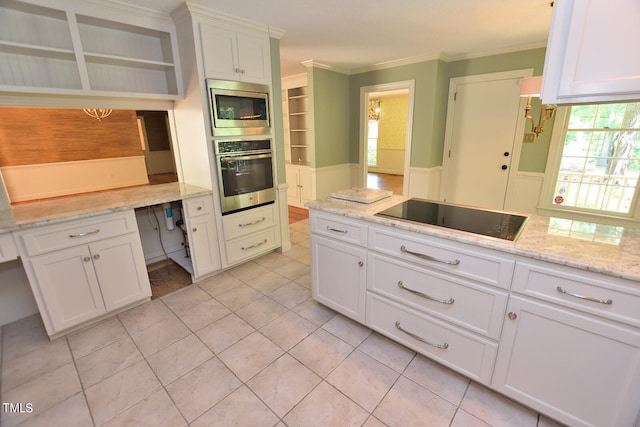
[375,198,528,241]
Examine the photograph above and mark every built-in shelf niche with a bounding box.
[286,86,310,165]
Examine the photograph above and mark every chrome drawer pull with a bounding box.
[69,229,100,238]
[400,245,460,265]
[556,286,613,305]
[241,239,268,251]
[395,321,448,349]
[326,226,348,233]
[397,281,454,304]
[238,217,266,227]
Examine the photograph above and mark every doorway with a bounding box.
[360,81,415,195]
[440,70,531,210]
[136,110,178,185]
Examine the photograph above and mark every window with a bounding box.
[367,120,379,167]
[546,102,640,219]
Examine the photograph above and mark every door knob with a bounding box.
[501,165,508,170]
[504,152,510,157]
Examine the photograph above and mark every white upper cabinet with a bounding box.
[541,0,640,104]
[0,0,183,99]
[199,22,270,85]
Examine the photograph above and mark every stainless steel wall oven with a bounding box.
[214,138,276,214]
[207,79,270,136]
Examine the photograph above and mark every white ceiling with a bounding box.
[115,0,554,77]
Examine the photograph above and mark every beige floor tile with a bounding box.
[166,357,241,423]
[244,271,290,294]
[129,313,190,357]
[273,259,310,281]
[293,271,312,289]
[459,382,538,427]
[292,299,337,327]
[161,284,211,315]
[362,415,388,427]
[75,335,143,388]
[283,381,369,427]
[218,332,284,382]
[403,354,470,405]
[85,359,162,425]
[67,316,129,360]
[118,298,174,335]
[197,271,243,297]
[247,353,321,417]
[191,385,279,427]
[146,334,213,385]
[226,261,271,283]
[1,323,50,363]
[358,332,416,373]
[101,389,186,427]
[260,310,317,351]
[16,393,92,427]
[451,409,493,427]
[373,376,457,427]
[268,281,311,309]
[177,297,230,332]
[282,244,309,260]
[1,336,72,392]
[289,328,354,377]
[2,363,82,427]
[322,314,372,347]
[290,230,308,245]
[215,284,263,311]
[327,350,399,412]
[1,313,43,340]
[196,313,254,354]
[253,251,294,270]
[235,296,289,329]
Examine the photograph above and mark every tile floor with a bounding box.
[0,220,564,427]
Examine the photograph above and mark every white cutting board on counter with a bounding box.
[331,188,393,204]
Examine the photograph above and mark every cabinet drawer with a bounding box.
[310,212,367,247]
[369,226,514,289]
[183,195,213,218]
[513,261,640,327]
[366,293,497,384]
[368,254,508,339]
[222,203,276,240]
[225,228,278,266]
[17,211,138,256]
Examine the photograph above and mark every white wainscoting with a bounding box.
[1,156,149,203]
[407,166,442,200]
[505,171,545,214]
[368,147,405,175]
[314,163,353,199]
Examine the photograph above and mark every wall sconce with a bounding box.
[520,76,556,139]
[82,108,112,121]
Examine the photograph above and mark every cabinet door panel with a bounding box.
[187,214,221,278]
[311,235,366,322]
[199,23,237,80]
[31,246,106,332]
[494,296,640,427]
[90,234,151,311]
[236,32,269,84]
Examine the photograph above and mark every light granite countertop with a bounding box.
[0,182,212,233]
[306,194,640,283]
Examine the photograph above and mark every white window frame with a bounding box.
[539,106,640,225]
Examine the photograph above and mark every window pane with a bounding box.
[552,102,640,215]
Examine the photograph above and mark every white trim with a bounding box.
[277,183,292,252]
[359,80,415,196]
[407,166,442,200]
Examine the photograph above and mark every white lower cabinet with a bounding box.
[15,211,151,336]
[183,195,221,279]
[311,235,367,323]
[493,295,640,427]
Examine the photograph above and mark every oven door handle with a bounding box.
[219,152,272,162]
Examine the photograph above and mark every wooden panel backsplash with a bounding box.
[0,108,143,166]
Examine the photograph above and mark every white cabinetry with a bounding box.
[286,163,313,208]
[0,0,182,98]
[14,211,151,336]
[0,233,18,262]
[199,22,270,85]
[310,213,368,322]
[541,0,640,104]
[221,203,280,267]
[182,195,221,279]
[493,261,640,427]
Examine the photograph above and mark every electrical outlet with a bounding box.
[523,132,536,143]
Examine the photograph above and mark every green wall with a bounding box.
[310,67,351,168]
[270,37,285,183]
[307,46,554,175]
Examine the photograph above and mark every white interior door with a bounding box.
[441,70,529,210]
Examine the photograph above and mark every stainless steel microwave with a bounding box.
[207,79,271,136]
